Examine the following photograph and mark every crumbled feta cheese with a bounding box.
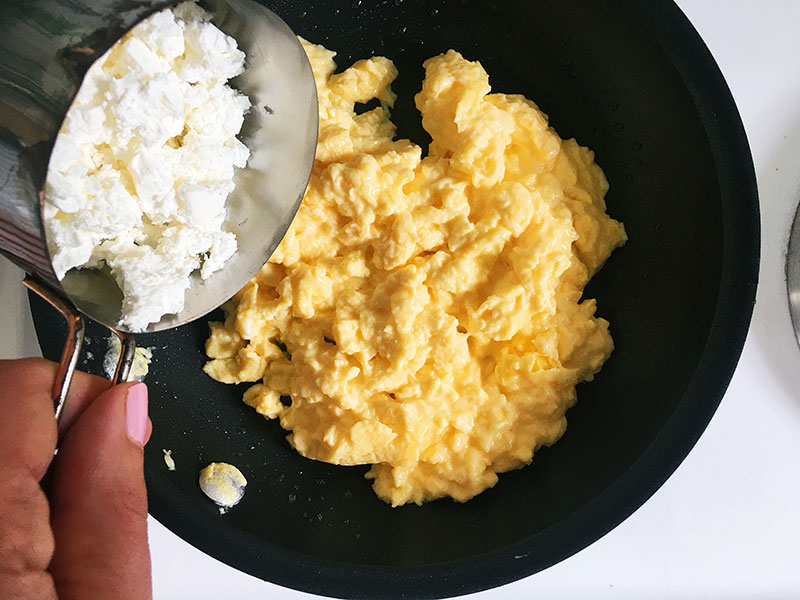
[163,449,176,471]
[44,1,250,332]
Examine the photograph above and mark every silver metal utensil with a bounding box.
[0,0,318,419]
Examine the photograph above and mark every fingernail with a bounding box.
[125,383,148,446]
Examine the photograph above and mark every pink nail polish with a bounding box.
[125,383,149,446]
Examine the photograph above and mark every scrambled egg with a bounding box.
[203,41,626,506]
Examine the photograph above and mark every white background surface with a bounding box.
[2,0,800,598]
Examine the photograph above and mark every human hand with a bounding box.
[0,358,153,600]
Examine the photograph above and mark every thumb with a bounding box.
[49,382,153,600]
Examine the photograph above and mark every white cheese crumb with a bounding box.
[103,334,153,381]
[44,1,251,332]
[163,449,176,471]
[199,462,247,509]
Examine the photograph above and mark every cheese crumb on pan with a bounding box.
[163,449,176,471]
[199,462,247,509]
[204,41,626,506]
[44,1,250,332]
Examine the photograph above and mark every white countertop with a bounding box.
[3,0,799,598]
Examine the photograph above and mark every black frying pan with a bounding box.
[30,0,759,598]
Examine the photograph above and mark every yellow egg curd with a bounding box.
[203,40,627,506]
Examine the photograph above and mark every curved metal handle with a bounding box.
[23,275,83,420]
[23,274,135,422]
[110,328,136,385]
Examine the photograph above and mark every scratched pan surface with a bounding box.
[30,0,759,598]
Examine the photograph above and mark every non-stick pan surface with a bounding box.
[30,0,759,598]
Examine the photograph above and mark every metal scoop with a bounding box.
[0,0,318,418]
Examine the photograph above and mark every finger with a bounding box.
[0,356,114,435]
[49,382,152,600]
[0,358,59,479]
[58,367,111,435]
[0,358,59,599]
[0,358,144,600]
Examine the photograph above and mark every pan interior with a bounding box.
[30,0,751,597]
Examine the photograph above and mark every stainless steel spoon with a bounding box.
[0,0,318,418]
